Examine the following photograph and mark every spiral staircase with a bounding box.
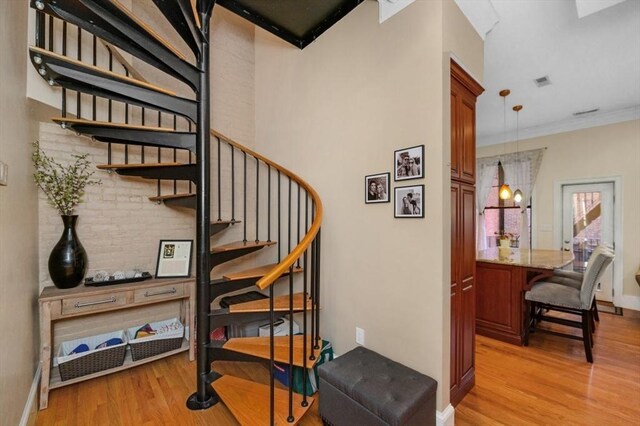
[29,0,363,424]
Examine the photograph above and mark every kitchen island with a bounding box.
[476,248,574,345]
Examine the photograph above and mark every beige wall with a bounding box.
[0,1,41,425]
[477,120,640,301]
[255,0,482,410]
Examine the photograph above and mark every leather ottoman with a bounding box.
[318,346,437,426]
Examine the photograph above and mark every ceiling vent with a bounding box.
[534,75,551,87]
[573,108,600,117]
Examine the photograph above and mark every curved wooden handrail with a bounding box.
[211,129,323,290]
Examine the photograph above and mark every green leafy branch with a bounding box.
[32,141,101,216]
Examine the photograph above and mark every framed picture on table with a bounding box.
[155,240,193,278]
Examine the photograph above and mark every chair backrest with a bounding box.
[580,245,615,309]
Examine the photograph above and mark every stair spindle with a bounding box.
[302,193,309,406]
[217,137,222,221]
[92,35,97,121]
[157,112,162,196]
[255,157,260,242]
[288,266,294,423]
[269,283,275,426]
[35,11,45,49]
[76,27,81,119]
[61,21,67,118]
[243,151,247,242]
[277,170,281,263]
[141,107,146,163]
[267,164,271,242]
[297,185,301,268]
[107,49,112,164]
[173,115,177,194]
[231,146,235,221]
[314,229,322,349]
[48,15,53,51]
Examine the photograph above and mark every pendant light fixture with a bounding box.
[513,104,524,204]
[499,89,512,200]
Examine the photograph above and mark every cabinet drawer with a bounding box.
[134,283,184,303]
[62,293,127,316]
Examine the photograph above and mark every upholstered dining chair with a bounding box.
[524,246,615,362]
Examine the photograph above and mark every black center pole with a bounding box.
[187,0,219,410]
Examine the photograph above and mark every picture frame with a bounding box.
[394,185,425,218]
[394,145,424,181]
[365,172,390,204]
[155,240,193,278]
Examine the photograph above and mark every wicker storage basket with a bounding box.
[56,330,127,381]
[127,318,184,361]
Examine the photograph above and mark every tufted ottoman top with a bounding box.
[318,346,437,426]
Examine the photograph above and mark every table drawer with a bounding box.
[134,283,184,303]
[62,293,127,316]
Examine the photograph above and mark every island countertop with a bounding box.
[477,248,574,270]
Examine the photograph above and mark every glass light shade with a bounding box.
[499,183,512,200]
[513,189,523,203]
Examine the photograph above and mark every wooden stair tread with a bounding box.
[212,375,314,426]
[52,117,176,132]
[229,292,311,313]
[30,46,176,96]
[211,241,276,254]
[223,264,302,281]
[149,193,195,201]
[97,162,185,170]
[223,336,321,369]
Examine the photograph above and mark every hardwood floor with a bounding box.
[35,357,323,426]
[456,310,640,425]
[36,311,639,425]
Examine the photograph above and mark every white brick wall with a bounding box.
[37,123,196,290]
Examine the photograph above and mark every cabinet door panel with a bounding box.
[460,92,476,183]
[451,86,461,180]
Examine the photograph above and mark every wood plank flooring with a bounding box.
[36,311,639,425]
[456,311,640,425]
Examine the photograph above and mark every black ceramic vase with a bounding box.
[48,215,87,289]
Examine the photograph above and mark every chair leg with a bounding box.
[524,301,532,346]
[582,310,594,363]
[592,299,600,322]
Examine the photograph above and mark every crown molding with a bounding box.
[477,105,640,147]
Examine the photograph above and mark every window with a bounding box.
[483,162,531,248]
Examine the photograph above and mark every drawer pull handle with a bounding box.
[75,297,117,308]
[144,288,177,298]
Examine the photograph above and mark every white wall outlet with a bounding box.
[356,327,365,346]
[0,161,8,186]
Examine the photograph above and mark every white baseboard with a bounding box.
[437,403,455,426]
[20,365,41,426]
[617,294,640,311]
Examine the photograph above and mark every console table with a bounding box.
[38,277,195,409]
[476,248,573,345]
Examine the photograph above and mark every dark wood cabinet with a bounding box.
[450,60,483,407]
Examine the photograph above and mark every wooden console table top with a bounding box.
[477,248,574,270]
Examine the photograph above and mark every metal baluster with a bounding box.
[35,11,45,49]
[255,157,260,242]
[301,191,309,406]
[309,204,316,361]
[243,151,247,242]
[48,16,53,51]
[217,136,221,221]
[76,27,81,119]
[188,121,193,193]
[231,147,235,221]
[173,115,177,194]
[61,21,67,118]
[157,112,162,197]
[297,184,301,268]
[124,69,129,164]
[92,34,96,121]
[286,177,294,422]
[287,264,294,423]
[107,49,112,164]
[277,171,281,263]
[141,107,146,163]
[269,283,275,426]
[267,165,271,242]
[314,228,322,349]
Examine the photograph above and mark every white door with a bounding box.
[562,183,614,302]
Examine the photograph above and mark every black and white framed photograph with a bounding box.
[394,145,424,181]
[365,172,390,204]
[155,239,193,278]
[394,185,424,218]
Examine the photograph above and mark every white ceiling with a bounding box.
[471,0,640,147]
